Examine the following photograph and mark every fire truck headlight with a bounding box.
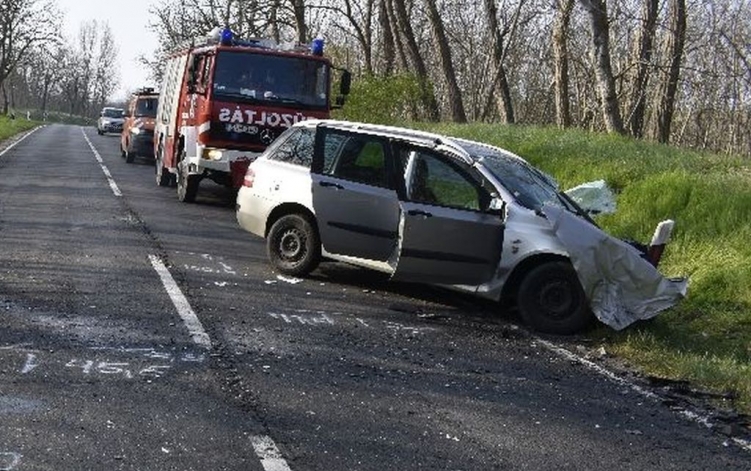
[203,149,223,161]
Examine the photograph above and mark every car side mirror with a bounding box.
[488,195,505,216]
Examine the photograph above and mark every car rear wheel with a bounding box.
[267,214,321,276]
[516,261,593,335]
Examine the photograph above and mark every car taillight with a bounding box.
[243,168,255,187]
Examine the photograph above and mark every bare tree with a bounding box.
[390,0,440,120]
[579,0,625,134]
[424,0,466,122]
[484,0,516,125]
[653,0,686,143]
[625,0,659,138]
[0,0,58,114]
[552,0,575,128]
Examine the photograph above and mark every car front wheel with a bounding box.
[516,260,593,335]
[267,214,321,276]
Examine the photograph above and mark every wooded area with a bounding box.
[1,0,749,157]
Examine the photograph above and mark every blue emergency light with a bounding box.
[220,27,234,45]
[311,37,324,56]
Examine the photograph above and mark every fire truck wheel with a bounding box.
[155,146,173,187]
[177,162,200,203]
[267,214,321,276]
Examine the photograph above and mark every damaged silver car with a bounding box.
[236,120,687,334]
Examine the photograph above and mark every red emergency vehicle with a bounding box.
[154,28,351,202]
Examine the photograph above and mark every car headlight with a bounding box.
[202,149,223,161]
[130,126,141,135]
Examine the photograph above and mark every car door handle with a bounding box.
[407,209,432,218]
[320,181,344,190]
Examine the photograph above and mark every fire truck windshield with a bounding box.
[135,98,158,118]
[212,50,329,109]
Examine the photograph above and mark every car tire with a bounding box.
[176,160,200,203]
[120,144,126,158]
[516,260,593,335]
[97,129,103,136]
[125,147,135,164]
[267,214,321,277]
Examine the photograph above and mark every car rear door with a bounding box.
[310,127,401,262]
[390,145,504,285]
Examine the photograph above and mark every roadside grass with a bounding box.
[0,115,38,142]
[417,122,751,414]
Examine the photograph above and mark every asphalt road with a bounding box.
[0,124,748,470]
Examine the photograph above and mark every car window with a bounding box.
[267,127,315,168]
[405,150,486,211]
[321,131,389,188]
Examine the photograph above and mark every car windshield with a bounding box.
[134,98,157,117]
[212,50,329,108]
[460,140,578,214]
[102,108,123,118]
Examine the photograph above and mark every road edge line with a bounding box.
[250,435,293,471]
[148,254,212,349]
[536,338,751,452]
[0,126,41,157]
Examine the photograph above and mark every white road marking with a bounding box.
[80,128,122,197]
[21,353,38,374]
[0,127,39,157]
[149,255,212,349]
[250,435,293,471]
[537,338,751,453]
[0,452,21,471]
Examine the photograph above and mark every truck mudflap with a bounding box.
[230,158,252,189]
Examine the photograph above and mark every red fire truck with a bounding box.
[154,28,351,202]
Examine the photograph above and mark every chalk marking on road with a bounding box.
[536,338,751,453]
[80,127,122,197]
[149,255,212,349]
[0,126,39,157]
[21,353,38,374]
[0,452,22,471]
[250,435,293,471]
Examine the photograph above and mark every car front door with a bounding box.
[310,128,400,262]
[390,146,504,285]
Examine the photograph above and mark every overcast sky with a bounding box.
[57,0,160,101]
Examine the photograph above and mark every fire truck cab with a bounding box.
[154,28,351,202]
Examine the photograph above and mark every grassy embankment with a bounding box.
[417,122,751,414]
[0,115,38,142]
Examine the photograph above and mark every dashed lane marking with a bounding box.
[81,127,122,197]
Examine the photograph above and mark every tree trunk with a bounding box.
[425,0,466,122]
[484,0,515,124]
[655,0,686,144]
[625,0,659,138]
[579,0,625,134]
[379,0,395,76]
[290,0,307,43]
[391,0,440,121]
[552,0,575,128]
